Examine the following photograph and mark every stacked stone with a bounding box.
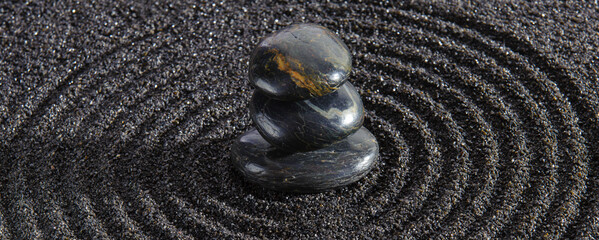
[231,24,379,192]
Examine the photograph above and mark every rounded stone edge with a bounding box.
[249,82,365,152]
[248,23,353,101]
[230,127,379,193]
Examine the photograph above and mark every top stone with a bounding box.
[249,23,352,101]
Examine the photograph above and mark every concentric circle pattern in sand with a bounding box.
[1,1,598,239]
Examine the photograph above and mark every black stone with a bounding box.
[250,82,364,152]
[249,23,352,101]
[231,127,379,192]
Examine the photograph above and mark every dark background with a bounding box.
[1,1,598,239]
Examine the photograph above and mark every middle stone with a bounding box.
[250,82,364,152]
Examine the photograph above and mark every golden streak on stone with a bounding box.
[269,49,330,96]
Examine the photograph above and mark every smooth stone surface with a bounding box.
[250,82,364,152]
[231,127,379,192]
[249,23,352,101]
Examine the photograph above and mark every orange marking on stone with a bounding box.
[270,49,329,96]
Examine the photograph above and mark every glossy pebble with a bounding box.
[231,127,379,192]
[249,23,352,101]
[250,82,364,152]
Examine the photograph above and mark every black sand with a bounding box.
[1,1,598,239]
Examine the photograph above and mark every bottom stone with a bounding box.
[231,127,379,192]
